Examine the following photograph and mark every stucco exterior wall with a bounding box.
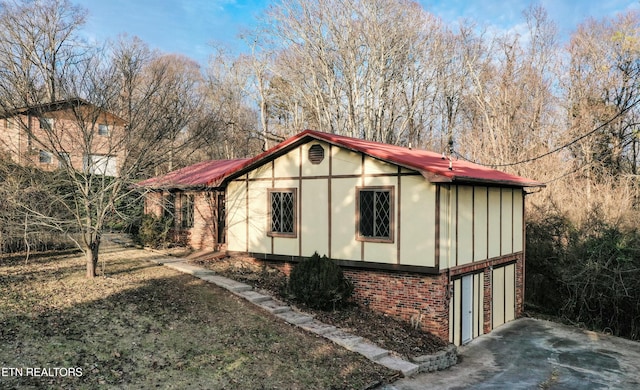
[439,185,525,270]
[227,179,248,252]
[400,175,436,267]
[227,140,526,271]
[224,138,528,346]
[226,140,442,268]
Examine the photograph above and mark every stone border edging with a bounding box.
[410,344,458,372]
[146,253,456,378]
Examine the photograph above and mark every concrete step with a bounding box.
[376,355,420,377]
[299,320,338,335]
[199,274,252,293]
[324,329,364,348]
[164,261,215,277]
[236,290,272,303]
[346,342,390,361]
[276,310,313,325]
[256,299,291,314]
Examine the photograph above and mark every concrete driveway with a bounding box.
[385,318,640,389]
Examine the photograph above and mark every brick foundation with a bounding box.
[515,255,524,317]
[344,269,450,342]
[238,252,525,344]
[484,268,493,334]
[249,257,449,341]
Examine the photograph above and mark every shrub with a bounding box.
[137,214,173,248]
[526,203,640,340]
[287,252,353,310]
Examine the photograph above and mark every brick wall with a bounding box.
[143,190,218,251]
[257,257,450,341]
[189,192,216,250]
[261,259,293,277]
[344,269,450,341]
[483,268,493,334]
[0,113,126,174]
[144,192,164,217]
[515,254,524,317]
[244,252,525,343]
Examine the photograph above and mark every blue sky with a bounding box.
[75,0,639,65]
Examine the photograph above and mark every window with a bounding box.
[163,193,176,221]
[98,124,110,136]
[181,194,195,229]
[39,117,53,129]
[357,187,394,242]
[39,150,53,164]
[268,189,296,237]
[84,154,118,176]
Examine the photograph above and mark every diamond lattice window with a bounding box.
[270,190,296,236]
[358,188,392,240]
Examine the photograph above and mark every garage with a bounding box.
[492,263,516,328]
[450,272,484,346]
[449,262,518,345]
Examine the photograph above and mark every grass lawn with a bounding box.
[0,247,396,389]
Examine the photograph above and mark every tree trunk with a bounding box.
[85,238,100,278]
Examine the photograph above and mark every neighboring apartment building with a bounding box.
[0,98,127,176]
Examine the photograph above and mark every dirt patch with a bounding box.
[190,254,448,358]
[0,247,397,389]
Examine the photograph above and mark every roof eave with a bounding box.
[450,176,546,188]
[220,130,546,189]
[140,183,223,191]
[417,170,452,183]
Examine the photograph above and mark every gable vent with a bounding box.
[308,144,325,164]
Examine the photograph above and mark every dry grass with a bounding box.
[193,255,448,358]
[0,247,396,389]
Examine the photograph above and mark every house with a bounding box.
[137,158,249,250]
[141,130,543,346]
[0,98,127,176]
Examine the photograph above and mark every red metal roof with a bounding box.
[137,158,250,189]
[139,130,543,189]
[232,130,544,187]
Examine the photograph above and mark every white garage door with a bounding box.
[449,272,484,346]
[492,263,516,328]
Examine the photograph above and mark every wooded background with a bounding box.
[0,0,638,339]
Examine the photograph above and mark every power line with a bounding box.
[452,97,640,168]
[541,160,594,185]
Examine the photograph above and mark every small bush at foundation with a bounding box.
[137,214,173,248]
[287,252,353,310]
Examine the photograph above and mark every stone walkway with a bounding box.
[146,254,420,377]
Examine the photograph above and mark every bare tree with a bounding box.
[257,0,444,144]
[0,1,215,278]
[454,6,561,181]
[201,46,262,159]
[0,0,87,103]
[566,10,640,179]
